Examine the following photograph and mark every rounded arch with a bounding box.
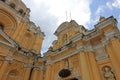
[6,69,20,80]
[0,9,17,36]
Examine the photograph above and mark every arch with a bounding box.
[6,69,20,80]
[9,3,16,9]
[0,9,17,36]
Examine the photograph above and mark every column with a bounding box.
[32,68,39,80]
[89,52,102,80]
[45,65,51,80]
[23,68,31,80]
[79,52,91,80]
[0,61,9,80]
[111,39,120,64]
[38,70,43,80]
[106,45,120,79]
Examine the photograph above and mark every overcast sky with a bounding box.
[22,0,120,55]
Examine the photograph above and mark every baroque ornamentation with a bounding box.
[102,66,116,80]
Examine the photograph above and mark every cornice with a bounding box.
[45,41,75,57]
[95,16,117,29]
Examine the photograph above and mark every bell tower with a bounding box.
[0,0,44,80]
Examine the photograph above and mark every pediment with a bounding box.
[0,29,17,47]
[54,20,79,36]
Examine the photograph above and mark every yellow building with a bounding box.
[0,0,44,80]
[0,0,120,80]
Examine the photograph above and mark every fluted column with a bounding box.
[23,68,31,80]
[89,52,102,80]
[0,61,9,80]
[38,70,44,80]
[110,38,120,64]
[106,44,120,79]
[32,68,39,80]
[45,65,52,80]
[79,52,91,80]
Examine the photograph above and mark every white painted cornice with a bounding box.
[95,16,117,29]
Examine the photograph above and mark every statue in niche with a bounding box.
[103,66,116,80]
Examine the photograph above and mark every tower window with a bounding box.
[9,3,16,9]
[19,9,24,15]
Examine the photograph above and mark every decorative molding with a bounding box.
[33,66,44,71]
[83,30,101,41]
[105,30,120,41]
[0,30,17,47]
[4,57,13,63]
[45,41,75,57]
[46,50,80,65]
[71,33,83,42]
[96,54,109,61]
[95,16,117,29]
[76,45,85,51]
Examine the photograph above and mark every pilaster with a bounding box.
[38,70,44,80]
[89,52,102,80]
[45,64,52,80]
[110,38,120,64]
[0,60,9,80]
[106,44,120,79]
[23,68,31,80]
[79,52,91,80]
[32,68,39,80]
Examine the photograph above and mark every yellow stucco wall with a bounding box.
[0,0,120,80]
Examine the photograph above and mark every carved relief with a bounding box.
[102,66,116,80]
[94,45,108,61]
[71,55,78,67]
[6,69,21,80]
[63,34,68,44]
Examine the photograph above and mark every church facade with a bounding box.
[0,0,120,80]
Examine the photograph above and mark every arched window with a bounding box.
[19,9,24,15]
[9,3,16,9]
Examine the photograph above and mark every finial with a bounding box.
[99,16,105,22]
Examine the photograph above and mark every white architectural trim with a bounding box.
[95,16,117,29]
